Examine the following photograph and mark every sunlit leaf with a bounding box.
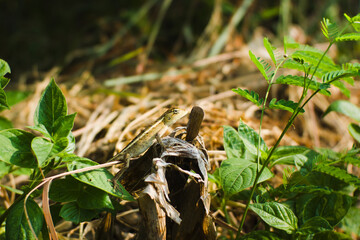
[233,88,264,106]
[269,98,304,113]
[264,38,276,65]
[219,158,273,196]
[323,100,360,122]
[250,202,298,233]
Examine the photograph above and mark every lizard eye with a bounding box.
[173,109,179,114]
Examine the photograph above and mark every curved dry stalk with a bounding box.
[23,160,121,240]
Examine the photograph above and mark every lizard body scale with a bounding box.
[108,108,188,187]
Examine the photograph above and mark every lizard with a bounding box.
[97,108,187,239]
[107,108,188,189]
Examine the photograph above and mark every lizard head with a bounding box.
[162,108,188,126]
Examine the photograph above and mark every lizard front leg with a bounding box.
[111,154,130,191]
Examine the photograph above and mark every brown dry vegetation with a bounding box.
[1,1,360,239]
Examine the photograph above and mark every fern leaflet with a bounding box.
[289,185,333,195]
[344,156,360,167]
[275,75,331,96]
[335,32,360,42]
[269,98,304,113]
[249,50,273,81]
[321,69,358,97]
[292,49,337,72]
[233,88,264,106]
[264,38,276,65]
[343,62,360,71]
[321,18,340,41]
[322,69,357,83]
[315,163,360,187]
[344,13,360,32]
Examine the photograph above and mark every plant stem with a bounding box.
[236,37,336,239]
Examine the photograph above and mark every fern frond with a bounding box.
[343,62,360,71]
[320,69,358,97]
[282,58,316,74]
[289,185,333,195]
[315,163,360,187]
[322,69,357,83]
[292,48,337,72]
[344,13,360,32]
[344,156,360,167]
[321,18,329,40]
[275,75,331,96]
[232,88,264,106]
[269,98,304,113]
[249,50,273,81]
[335,32,360,42]
[321,18,340,41]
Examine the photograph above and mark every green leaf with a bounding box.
[0,161,12,178]
[335,32,360,42]
[27,124,52,139]
[219,158,273,196]
[232,88,264,106]
[340,206,360,237]
[264,38,276,65]
[5,90,31,107]
[270,146,319,167]
[323,100,360,122]
[249,50,271,81]
[64,132,76,154]
[5,198,44,240]
[77,185,114,210]
[49,177,82,202]
[51,137,69,154]
[0,116,13,130]
[223,125,246,159]
[0,88,10,110]
[348,123,360,143]
[240,230,282,240]
[49,177,114,210]
[296,192,352,226]
[249,202,298,233]
[34,78,67,137]
[238,119,268,155]
[275,75,331,95]
[297,216,333,235]
[59,202,98,224]
[66,157,133,200]
[0,90,31,112]
[52,113,76,141]
[0,129,37,168]
[269,98,304,113]
[31,137,54,167]
[313,230,352,240]
[0,59,11,77]
[0,76,10,89]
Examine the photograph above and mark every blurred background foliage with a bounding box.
[1,0,359,80]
